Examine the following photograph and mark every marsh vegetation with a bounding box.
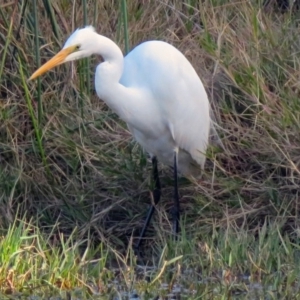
[1,0,300,298]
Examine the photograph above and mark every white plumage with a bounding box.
[63,26,210,176]
[29,26,213,246]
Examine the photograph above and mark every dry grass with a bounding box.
[1,0,300,253]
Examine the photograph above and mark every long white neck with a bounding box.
[93,34,142,126]
[94,35,124,80]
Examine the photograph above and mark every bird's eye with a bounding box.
[75,45,80,51]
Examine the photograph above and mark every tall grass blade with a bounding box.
[0,4,9,28]
[42,0,60,39]
[121,0,129,54]
[32,0,43,124]
[82,0,90,100]
[93,1,99,25]
[18,55,49,177]
[12,0,28,60]
[0,13,13,85]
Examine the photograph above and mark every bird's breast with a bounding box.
[128,125,174,160]
[128,124,201,176]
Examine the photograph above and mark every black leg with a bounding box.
[173,150,180,236]
[135,156,161,250]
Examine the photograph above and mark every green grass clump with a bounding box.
[1,218,300,298]
[1,0,300,297]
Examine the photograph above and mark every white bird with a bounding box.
[29,26,211,249]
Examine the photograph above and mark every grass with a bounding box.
[1,218,300,298]
[1,0,300,298]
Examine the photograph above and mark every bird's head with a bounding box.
[29,26,96,80]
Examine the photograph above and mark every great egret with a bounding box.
[29,26,211,248]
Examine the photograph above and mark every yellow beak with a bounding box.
[29,46,76,80]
